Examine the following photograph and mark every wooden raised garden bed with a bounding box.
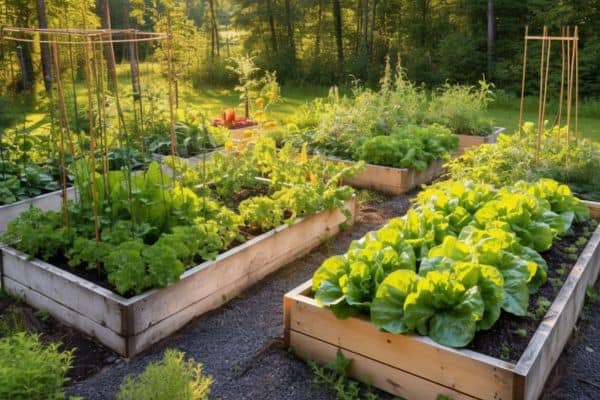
[0,188,75,234]
[0,197,356,358]
[335,158,446,195]
[456,127,506,155]
[284,200,600,400]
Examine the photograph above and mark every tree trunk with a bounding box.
[208,0,220,58]
[36,0,52,94]
[315,0,323,58]
[266,0,278,52]
[487,0,495,80]
[362,0,369,55]
[284,0,296,62]
[17,44,34,91]
[98,0,117,86]
[332,0,344,67]
[369,0,377,57]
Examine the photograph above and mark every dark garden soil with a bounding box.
[467,219,599,362]
[0,297,119,383]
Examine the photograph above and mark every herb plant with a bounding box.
[117,349,212,400]
[0,333,73,400]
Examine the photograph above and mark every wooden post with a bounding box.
[83,38,100,242]
[518,26,529,134]
[50,41,70,227]
[535,27,547,162]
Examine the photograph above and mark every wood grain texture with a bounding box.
[338,159,445,195]
[3,276,126,354]
[290,331,479,400]
[286,286,515,400]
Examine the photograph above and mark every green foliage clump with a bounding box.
[117,349,212,400]
[239,196,283,232]
[0,333,73,400]
[0,160,61,205]
[426,80,494,135]
[312,178,590,348]
[446,123,600,201]
[356,124,457,170]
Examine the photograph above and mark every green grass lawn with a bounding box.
[486,103,600,142]
[4,62,600,144]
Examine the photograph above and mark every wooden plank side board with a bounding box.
[126,198,356,337]
[515,200,600,400]
[1,246,126,333]
[339,159,445,195]
[456,127,505,155]
[2,277,126,354]
[0,198,355,357]
[0,187,76,233]
[284,200,600,400]
[290,331,479,400]
[285,286,516,400]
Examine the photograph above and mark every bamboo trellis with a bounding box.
[0,28,177,241]
[518,26,579,162]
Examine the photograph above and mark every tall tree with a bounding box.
[266,0,278,52]
[208,0,220,58]
[35,0,52,94]
[362,0,369,55]
[98,0,117,85]
[283,0,296,62]
[487,0,495,79]
[332,0,343,67]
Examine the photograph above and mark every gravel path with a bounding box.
[68,193,411,400]
[67,192,600,400]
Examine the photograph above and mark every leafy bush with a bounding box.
[0,160,61,205]
[446,123,600,201]
[356,124,457,170]
[426,80,494,136]
[239,196,283,232]
[0,333,73,400]
[117,349,212,400]
[312,178,589,348]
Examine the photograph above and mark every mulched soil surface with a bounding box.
[7,189,599,399]
[467,220,597,362]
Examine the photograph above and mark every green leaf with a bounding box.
[371,270,419,334]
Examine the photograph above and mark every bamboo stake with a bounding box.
[535,27,547,162]
[83,38,100,241]
[556,27,565,141]
[541,33,551,138]
[165,26,177,183]
[51,41,70,227]
[575,28,579,144]
[519,26,529,134]
[565,27,576,147]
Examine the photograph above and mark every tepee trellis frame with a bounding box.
[0,27,177,240]
[518,25,579,162]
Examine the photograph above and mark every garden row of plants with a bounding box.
[1,137,359,295]
[447,122,600,202]
[264,58,494,170]
[312,178,592,347]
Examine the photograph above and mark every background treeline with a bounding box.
[2,0,600,97]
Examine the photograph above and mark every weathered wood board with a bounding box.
[1,198,356,358]
[456,127,506,155]
[0,187,75,233]
[284,201,600,400]
[334,158,446,195]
